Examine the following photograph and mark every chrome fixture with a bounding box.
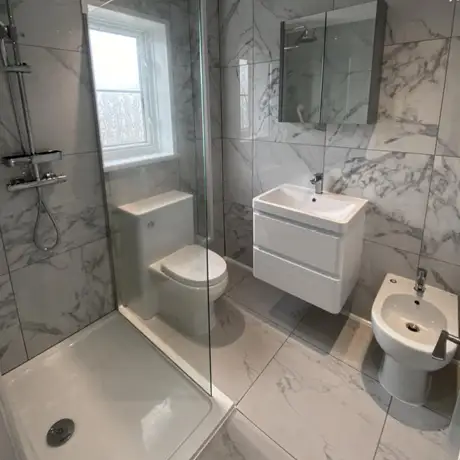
[0,0,65,252]
[414,267,427,295]
[432,330,460,361]
[310,173,324,194]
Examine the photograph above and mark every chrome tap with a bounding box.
[414,267,427,295]
[310,173,323,194]
[432,330,460,361]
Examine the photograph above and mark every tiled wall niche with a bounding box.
[220,0,460,321]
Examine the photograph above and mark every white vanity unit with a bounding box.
[253,184,367,314]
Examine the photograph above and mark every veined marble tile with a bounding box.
[17,45,98,156]
[375,400,450,460]
[437,37,460,157]
[253,61,326,145]
[253,141,324,197]
[385,0,456,46]
[222,65,253,140]
[169,3,193,68]
[0,153,107,272]
[0,274,27,374]
[333,0,370,8]
[351,241,418,320]
[239,336,391,460]
[0,237,7,276]
[454,3,460,37]
[105,158,179,223]
[370,40,449,155]
[211,297,288,402]
[326,124,375,149]
[324,148,432,254]
[224,201,253,267]
[0,70,22,156]
[294,309,383,381]
[227,274,308,334]
[11,238,114,358]
[219,0,253,67]
[253,0,333,63]
[0,0,84,51]
[178,138,197,194]
[223,139,253,206]
[420,256,460,297]
[173,65,196,142]
[422,156,460,266]
[198,411,294,460]
[226,258,252,292]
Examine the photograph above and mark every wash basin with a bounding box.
[253,184,367,233]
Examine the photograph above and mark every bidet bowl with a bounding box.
[372,273,458,405]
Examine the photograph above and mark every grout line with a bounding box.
[236,410,300,460]
[371,397,392,460]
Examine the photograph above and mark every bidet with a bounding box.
[372,273,458,405]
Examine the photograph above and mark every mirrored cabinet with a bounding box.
[279,0,387,125]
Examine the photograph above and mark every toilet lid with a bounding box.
[161,245,227,288]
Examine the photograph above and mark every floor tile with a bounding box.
[375,399,451,460]
[227,275,308,333]
[294,308,383,380]
[146,297,288,402]
[226,259,252,292]
[198,410,294,460]
[239,336,391,460]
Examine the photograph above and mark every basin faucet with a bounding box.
[414,267,427,295]
[310,173,323,194]
[432,330,460,361]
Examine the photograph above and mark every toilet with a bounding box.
[117,190,228,336]
[372,273,458,406]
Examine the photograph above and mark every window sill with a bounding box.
[102,152,176,173]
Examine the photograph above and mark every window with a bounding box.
[88,8,174,171]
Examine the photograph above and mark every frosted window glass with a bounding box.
[90,29,141,91]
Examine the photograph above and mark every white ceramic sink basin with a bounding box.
[253,184,367,233]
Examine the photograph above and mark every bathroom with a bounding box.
[0,0,459,458]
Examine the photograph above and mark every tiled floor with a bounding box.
[196,261,458,460]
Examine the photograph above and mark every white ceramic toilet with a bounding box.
[372,273,458,406]
[117,190,228,336]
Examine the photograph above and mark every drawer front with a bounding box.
[254,212,340,275]
[253,248,343,314]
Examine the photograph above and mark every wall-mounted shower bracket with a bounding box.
[1,63,31,73]
[7,172,67,192]
[3,150,63,167]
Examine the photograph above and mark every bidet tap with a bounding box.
[432,330,460,361]
[414,267,427,295]
[310,173,323,194]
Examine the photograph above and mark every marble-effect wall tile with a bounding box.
[420,256,460,297]
[0,0,84,51]
[222,65,253,140]
[324,148,432,254]
[219,0,253,67]
[385,0,455,45]
[370,39,449,155]
[224,201,253,267]
[12,238,114,358]
[422,156,460,266]
[223,139,253,206]
[454,3,460,38]
[0,274,27,374]
[0,153,106,272]
[253,61,326,146]
[0,237,7,277]
[437,37,460,157]
[253,141,324,197]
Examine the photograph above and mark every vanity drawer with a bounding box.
[253,247,343,314]
[253,212,340,275]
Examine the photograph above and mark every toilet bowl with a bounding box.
[150,244,228,336]
[372,273,458,406]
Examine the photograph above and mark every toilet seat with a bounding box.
[161,245,227,288]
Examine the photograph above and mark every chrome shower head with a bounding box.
[296,28,317,44]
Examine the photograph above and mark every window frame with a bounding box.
[88,9,176,171]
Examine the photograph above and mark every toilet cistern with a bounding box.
[310,173,323,194]
[414,267,427,295]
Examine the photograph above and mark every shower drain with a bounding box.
[406,322,420,333]
[46,419,75,447]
